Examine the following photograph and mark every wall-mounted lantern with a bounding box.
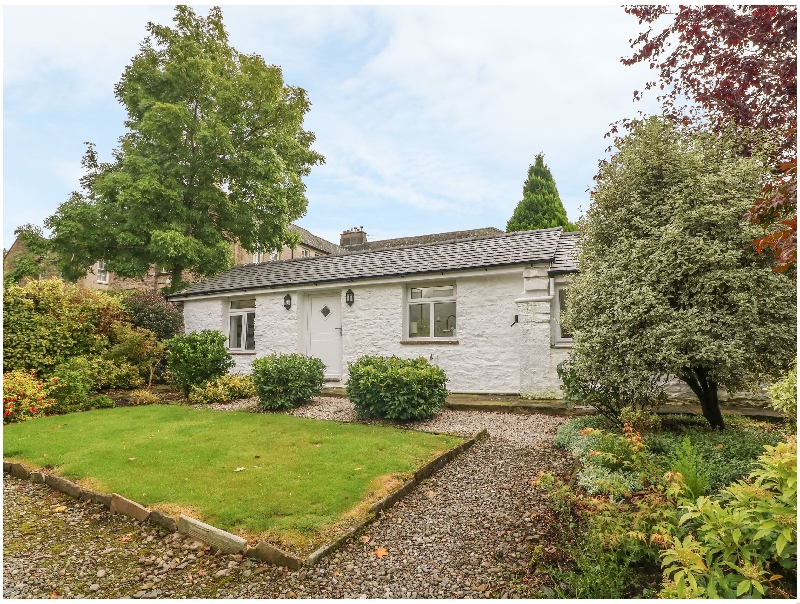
[345,289,355,306]
[283,294,292,310]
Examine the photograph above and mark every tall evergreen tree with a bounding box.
[506,154,575,232]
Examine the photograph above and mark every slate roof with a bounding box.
[340,227,504,253]
[549,231,579,275]
[169,227,572,299]
[289,225,340,255]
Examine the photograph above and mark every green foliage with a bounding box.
[506,153,576,232]
[553,414,615,451]
[3,279,129,375]
[164,330,234,395]
[3,370,53,424]
[127,389,162,406]
[661,438,797,598]
[44,6,324,292]
[48,358,100,414]
[347,355,448,421]
[669,437,710,500]
[769,362,797,430]
[3,224,54,286]
[561,117,797,429]
[120,290,184,341]
[619,406,662,435]
[557,360,665,424]
[103,323,165,388]
[188,373,255,405]
[251,354,325,411]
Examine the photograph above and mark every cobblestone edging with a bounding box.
[2,429,485,570]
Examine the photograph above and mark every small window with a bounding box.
[555,286,572,342]
[96,261,108,284]
[301,249,310,258]
[253,252,263,263]
[407,285,456,339]
[228,298,255,351]
[270,249,280,261]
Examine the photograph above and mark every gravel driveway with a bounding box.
[4,400,573,599]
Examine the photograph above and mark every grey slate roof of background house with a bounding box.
[548,231,579,275]
[289,225,340,255]
[340,227,504,253]
[169,227,572,299]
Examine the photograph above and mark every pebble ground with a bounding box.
[4,400,572,599]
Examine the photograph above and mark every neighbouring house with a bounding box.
[3,224,340,292]
[168,227,579,398]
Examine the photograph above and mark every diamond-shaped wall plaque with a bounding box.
[320,305,331,318]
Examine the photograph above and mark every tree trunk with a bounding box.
[681,368,725,430]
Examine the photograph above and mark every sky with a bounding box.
[3,4,662,248]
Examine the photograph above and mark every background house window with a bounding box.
[408,286,456,339]
[270,249,280,261]
[301,249,310,258]
[228,298,255,351]
[96,261,108,284]
[555,286,572,342]
[253,252,264,263]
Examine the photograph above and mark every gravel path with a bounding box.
[4,403,572,599]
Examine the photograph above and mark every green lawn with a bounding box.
[3,405,460,553]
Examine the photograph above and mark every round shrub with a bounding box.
[165,330,235,395]
[127,389,162,406]
[3,370,53,423]
[347,355,448,421]
[120,290,184,341]
[251,354,325,411]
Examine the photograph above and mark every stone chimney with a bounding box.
[340,226,367,247]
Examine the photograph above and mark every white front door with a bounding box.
[308,294,342,379]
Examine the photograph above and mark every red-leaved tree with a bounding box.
[623,5,797,275]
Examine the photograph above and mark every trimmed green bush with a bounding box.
[165,330,234,395]
[347,355,448,421]
[251,353,325,411]
[769,362,797,431]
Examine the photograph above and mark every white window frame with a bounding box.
[96,261,108,284]
[301,249,310,258]
[553,283,573,345]
[270,249,280,261]
[405,284,457,341]
[227,298,256,352]
[253,251,264,263]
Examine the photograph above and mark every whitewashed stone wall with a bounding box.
[339,273,523,392]
[181,268,570,395]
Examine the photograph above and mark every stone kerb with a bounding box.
[3,429,485,569]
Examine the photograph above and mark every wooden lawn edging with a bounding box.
[2,427,487,569]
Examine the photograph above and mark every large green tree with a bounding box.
[561,117,796,430]
[45,6,324,292]
[506,153,575,232]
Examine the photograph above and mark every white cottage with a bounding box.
[168,227,578,398]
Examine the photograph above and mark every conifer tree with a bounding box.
[506,154,575,232]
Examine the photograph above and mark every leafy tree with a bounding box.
[120,290,184,341]
[622,6,797,274]
[45,6,324,292]
[3,224,55,286]
[561,118,796,430]
[506,154,576,232]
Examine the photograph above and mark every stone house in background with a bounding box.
[168,227,579,398]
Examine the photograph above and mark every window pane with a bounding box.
[230,298,256,309]
[558,289,572,339]
[433,301,457,337]
[245,312,255,350]
[408,303,430,338]
[229,315,243,348]
[411,286,453,299]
